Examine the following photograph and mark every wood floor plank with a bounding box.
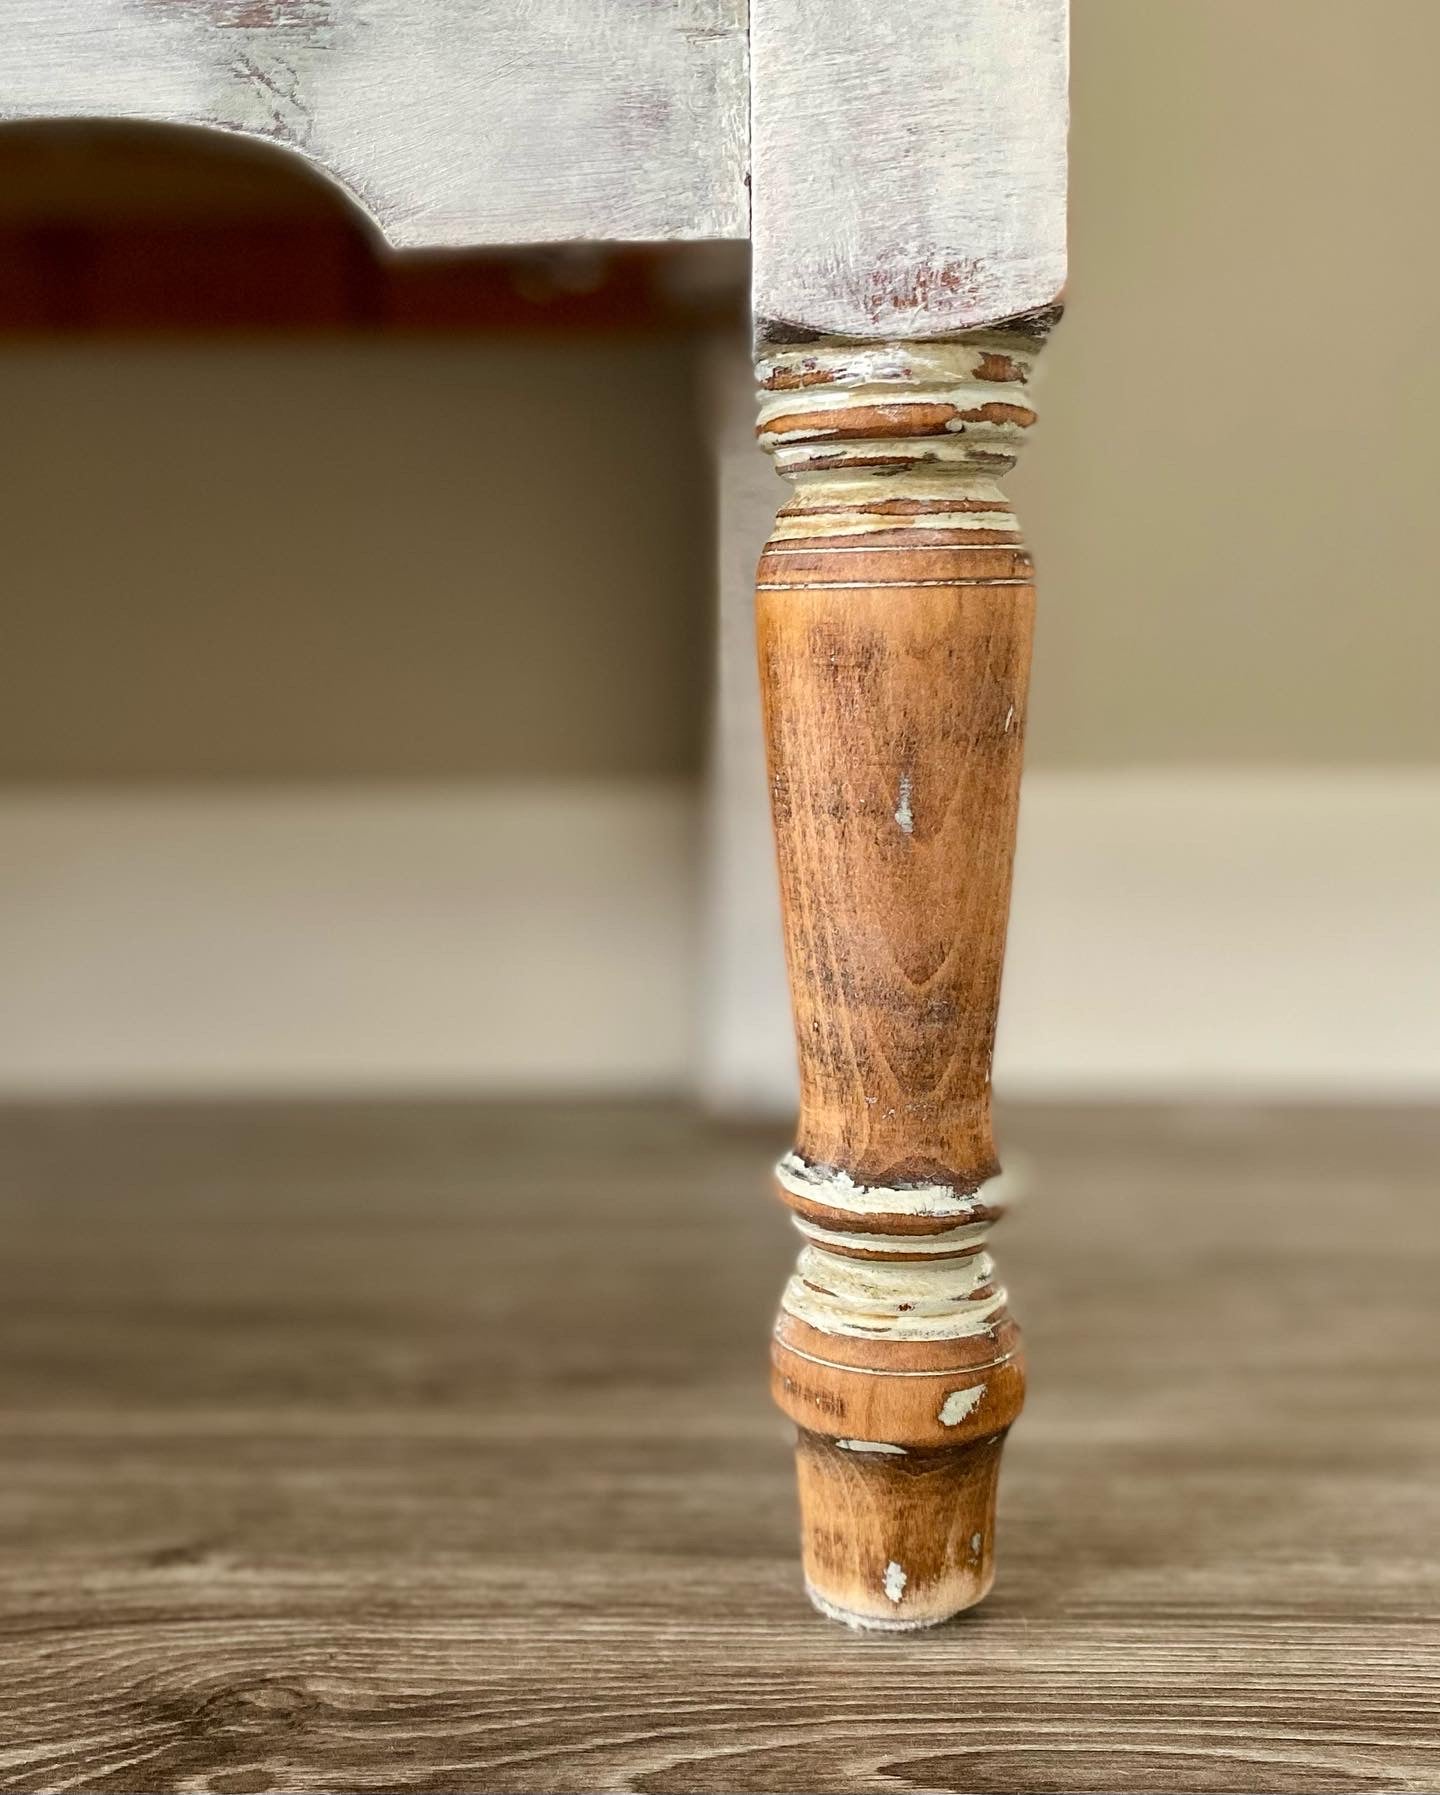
[0,1101,1436,1792]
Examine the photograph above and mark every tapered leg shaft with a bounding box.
[754,320,1053,1627]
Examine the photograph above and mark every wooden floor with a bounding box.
[1,1100,1437,1794]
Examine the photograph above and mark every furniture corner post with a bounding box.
[753,317,1056,1629]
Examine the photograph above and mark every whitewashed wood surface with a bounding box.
[0,0,749,245]
[752,0,1068,338]
[2,0,1068,329]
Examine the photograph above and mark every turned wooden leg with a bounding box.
[755,318,1055,1629]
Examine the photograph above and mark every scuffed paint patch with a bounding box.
[835,1438,906,1455]
[883,1561,908,1604]
[775,1151,993,1221]
[780,1246,1005,1342]
[894,772,915,835]
[939,1384,987,1427]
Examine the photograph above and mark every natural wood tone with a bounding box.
[756,572,1031,1186]
[1,1098,1438,1792]
[755,319,1053,1628]
[793,1430,1008,1627]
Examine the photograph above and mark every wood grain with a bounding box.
[751,0,1069,339]
[1,1100,1437,1791]
[0,0,748,248]
[0,1100,1438,1790]
[754,323,1053,1627]
[756,573,1031,1188]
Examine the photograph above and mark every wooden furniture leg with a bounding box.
[757,316,1055,1629]
[3,0,1069,1641]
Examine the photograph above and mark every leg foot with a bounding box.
[795,1430,1006,1629]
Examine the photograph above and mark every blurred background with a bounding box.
[2,0,1438,1107]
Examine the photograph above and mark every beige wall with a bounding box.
[1,338,707,783]
[1019,0,1440,768]
[3,0,1438,788]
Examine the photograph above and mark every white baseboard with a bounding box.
[0,782,696,1095]
[702,769,1440,1109]
[0,773,1436,1099]
[997,770,1440,1099]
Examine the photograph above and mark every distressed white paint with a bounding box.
[768,506,1012,538]
[752,0,1069,338]
[939,1386,987,1427]
[755,339,1039,391]
[883,1561,908,1604]
[756,576,1032,592]
[776,1152,1011,1222]
[835,1439,906,1456]
[0,0,748,246]
[894,774,915,836]
[781,1245,1007,1342]
[756,333,1043,491]
[756,382,1034,440]
[792,1214,992,1257]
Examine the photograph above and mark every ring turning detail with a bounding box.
[754,311,1057,1629]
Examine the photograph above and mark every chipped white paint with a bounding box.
[756,332,1045,498]
[883,1561,908,1604]
[776,1151,1011,1222]
[769,503,1019,543]
[756,340,1039,392]
[939,1385,987,1427]
[756,381,1034,442]
[0,0,748,247]
[766,429,1030,485]
[894,774,915,836]
[835,1439,906,1456]
[971,1532,984,1554]
[792,1214,991,1257]
[781,1244,1007,1342]
[768,463,1018,542]
[752,0,1068,339]
[761,423,842,445]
